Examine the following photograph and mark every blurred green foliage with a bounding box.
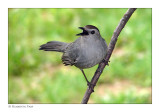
[8,8,152,104]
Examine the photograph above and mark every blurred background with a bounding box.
[8,8,152,104]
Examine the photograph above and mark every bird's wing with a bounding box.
[62,39,81,66]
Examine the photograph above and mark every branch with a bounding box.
[81,8,137,104]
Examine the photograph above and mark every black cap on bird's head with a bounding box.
[85,25,99,32]
[76,25,99,36]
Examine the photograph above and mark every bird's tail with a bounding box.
[39,41,69,52]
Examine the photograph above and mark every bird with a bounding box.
[39,25,108,91]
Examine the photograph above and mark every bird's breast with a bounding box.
[75,38,107,69]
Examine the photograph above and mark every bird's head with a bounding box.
[76,25,100,37]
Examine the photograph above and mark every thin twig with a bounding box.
[81,8,137,104]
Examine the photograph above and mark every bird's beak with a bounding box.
[76,27,89,36]
[78,27,84,30]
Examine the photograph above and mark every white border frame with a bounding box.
[1,0,160,112]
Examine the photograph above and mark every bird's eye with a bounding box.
[91,30,95,34]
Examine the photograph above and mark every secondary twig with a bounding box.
[81,8,137,104]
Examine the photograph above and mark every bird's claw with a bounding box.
[87,82,95,92]
[102,59,110,66]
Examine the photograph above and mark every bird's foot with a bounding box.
[102,59,110,66]
[87,82,95,92]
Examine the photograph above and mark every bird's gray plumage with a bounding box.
[39,25,108,69]
[39,41,69,52]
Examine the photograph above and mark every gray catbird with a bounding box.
[39,25,108,91]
